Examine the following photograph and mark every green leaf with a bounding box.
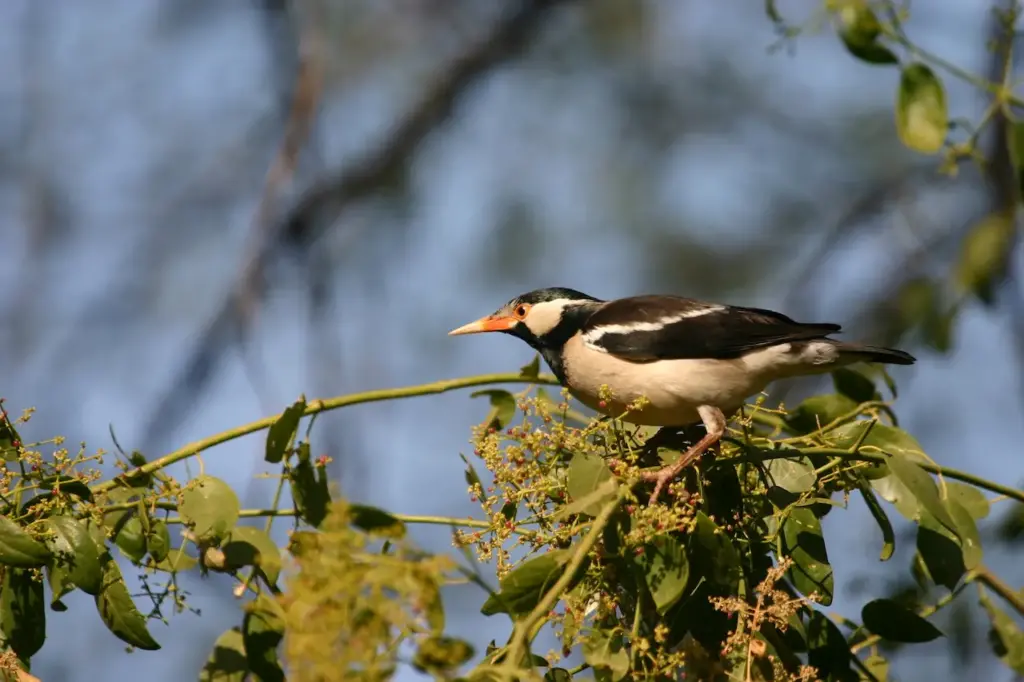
[565,452,615,517]
[861,598,943,643]
[946,500,982,570]
[827,420,924,458]
[110,515,148,563]
[520,354,541,379]
[896,62,948,154]
[147,520,171,562]
[689,512,741,589]
[858,481,895,561]
[413,636,475,674]
[95,551,161,650]
[583,630,629,682]
[43,515,103,595]
[290,442,331,528]
[1008,119,1024,200]
[785,394,859,433]
[222,526,283,586]
[765,456,815,493]
[0,515,52,568]
[200,627,248,682]
[944,482,989,519]
[265,397,306,464]
[0,410,22,462]
[470,389,517,430]
[917,511,965,591]
[886,454,959,537]
[37,475,93,502]
[835,2,899,65]
[634,534,689,614]
[831,366,880,403]
[180,475,240,544]
[780,507,834,606]
[545,668,572,682]
[980,591,1024,674]
[461,454,484,491]
[955,212,1016,305]
[348,504,406,539]
[0,568,46,660]
[481,549,586,617]
[807,610,852,679]
[243,596,286,682]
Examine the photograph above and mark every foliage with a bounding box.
[769,1,1024,352]
[0,366,1020,681]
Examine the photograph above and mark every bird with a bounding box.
[449,287,916,503]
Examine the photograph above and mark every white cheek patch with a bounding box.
[523,299,574,336]
[582,306,724,349]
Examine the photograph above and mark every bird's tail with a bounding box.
[833,341,916,366]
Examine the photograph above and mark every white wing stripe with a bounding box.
[582,306,724,350]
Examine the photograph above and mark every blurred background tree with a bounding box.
[1,0,1023,680]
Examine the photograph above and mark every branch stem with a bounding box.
[93,373,558,495]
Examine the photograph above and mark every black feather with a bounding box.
[583,296,843,361]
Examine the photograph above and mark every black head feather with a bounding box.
[510,287,602,306]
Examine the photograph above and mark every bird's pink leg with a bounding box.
[641,405,726,504]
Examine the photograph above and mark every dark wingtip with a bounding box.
[838,343,916,365]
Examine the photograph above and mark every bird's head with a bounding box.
[448,287,602,350]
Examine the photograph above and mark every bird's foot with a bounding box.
[640,452,699,504]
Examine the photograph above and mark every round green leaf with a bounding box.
[780,507,834,606]
[836,3,898,66]
[583,630,629,682]
[348,504,406,539]
[634,534,689,614]
[862,598,943,643]
[0,567,46,660]
[95,551,161,650]
[807,610,852,679]
[243,596,286,682]
[43,515,103,595]
[896,62,948,154]
[200,627,248,682]
[689,512,741,590]
[785,394,859,433]
[413,636,475,675]
[179,475,240,544]
[765,457,815,493]
[147,520,171,562]
[222,526,282,586]
[565,451,614,517]
[955,212,1016,305]
[830,367,880,403]
[111,515,148,563]
[944,482,990,520]
[470,389,517,429]
[917,515,964,591]
[886,454,959,538]
[0,515,52,568]
[481,549,586,617]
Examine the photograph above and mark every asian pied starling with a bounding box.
[449,287,916,503]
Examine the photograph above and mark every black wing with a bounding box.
[582,295,841,361]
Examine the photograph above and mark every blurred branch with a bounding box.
[99,372,560,495]
[140,0,575,449]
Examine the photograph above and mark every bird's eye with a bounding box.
[513,304,530,320]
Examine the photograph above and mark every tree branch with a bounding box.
[140,0,575,451]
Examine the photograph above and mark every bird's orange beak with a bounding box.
[448,315,516,336]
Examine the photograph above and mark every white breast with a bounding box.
[561,335,838,426]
